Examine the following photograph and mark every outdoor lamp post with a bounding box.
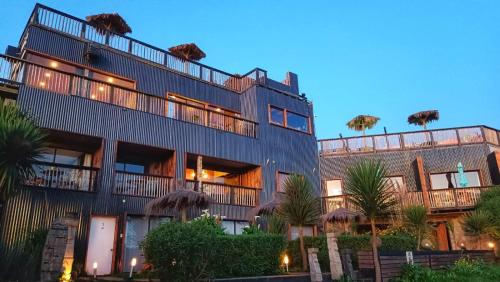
[283,255,290,272]
[92,262,98,279]
[130,257,137,278]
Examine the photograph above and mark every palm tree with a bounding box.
[407,110,439,130]
[0,100,45,201]
[278,174,321,271]
[344,160,396,282]
[403,205,430,250]
[462,211,494,249]
[346,115,380,136]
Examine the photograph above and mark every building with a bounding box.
[319,125,500,251]
[0,4,320,274]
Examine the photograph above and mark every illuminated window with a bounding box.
[325,179,342,196]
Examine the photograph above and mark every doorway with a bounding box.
[85,216,117,275]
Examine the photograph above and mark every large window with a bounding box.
[325,179,342,196]
[430,171,481,189]
[38,147,92,167]
[385,176,405,191]
[222,220,248,235]
[268,105,310,133]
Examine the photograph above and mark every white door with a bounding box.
[86,216,116,275]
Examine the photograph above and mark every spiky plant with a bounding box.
[403,205,430,250]
[344,160,396,282]
[462,211,495,249]
[0,100,45,201]
[278,174,321,271]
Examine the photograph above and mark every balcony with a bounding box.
[0,54,257,138]
[23,4,267,93]
[25,161,98,191]
[319,126,500,156]
[186,180,259,207]
[114,172,173,198]
[322,187,493,214]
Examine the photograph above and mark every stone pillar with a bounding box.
[40,220,69,281]
[326,233,343,280]
[308,248,323,282]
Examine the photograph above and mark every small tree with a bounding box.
[462,211,495,249]
[0,100,45,201]
[403,205,430,250]
[344,160,396,282]
[278,174,321,271]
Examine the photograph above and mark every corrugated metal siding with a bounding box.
[320,144,494,193]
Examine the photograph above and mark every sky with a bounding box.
[0,1,499,139]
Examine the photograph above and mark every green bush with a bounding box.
[287,234,417,271]
[142,219,287,281]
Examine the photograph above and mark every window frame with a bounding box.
[428,170,483,190]
[38,146,94,168]
[268,104,311,134]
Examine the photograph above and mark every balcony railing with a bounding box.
[319,126,500,156]
[186,180,259,207]
[25,161,98,191]
[23,4,267,93]
[113,171,173,198]
[0,54,257,138]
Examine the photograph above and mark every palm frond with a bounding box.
[462,210,495,237]
[277,174,321,226]
[346,115,380,131]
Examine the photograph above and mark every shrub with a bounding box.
[287,236,330,271]
[142,220,287,281]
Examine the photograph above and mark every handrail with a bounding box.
[113,171,173,198]
[22,4,267,93]
[25,161,99,191]
[0,54,258,137]
[319,125,499,156]
[185,180,258,207]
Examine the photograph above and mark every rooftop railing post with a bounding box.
[128,39,133,54]
[80,23,86,39]
[480,126,487,144]
[209,69,213,83]
[32,6,40,24]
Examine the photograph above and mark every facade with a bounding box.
[319,125,500,251]
[0,4,320,274]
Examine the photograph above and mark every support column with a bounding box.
[415,155,431,212]
[436,222,450,251]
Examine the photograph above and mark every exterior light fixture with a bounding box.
[44,72,51,78]
[191,172,196,178]
[92,262,98,278]
[488,242,495,249]
[216,108,221,112]
[39,81,46,87]
[91,94,97,99]
[50,61,58,68]
[107,77,114,83]
[129,257,137,278]
[171,95,176,99]
[98,86,104,91]
[283,254,289,272]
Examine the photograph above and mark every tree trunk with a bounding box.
[181,208,187,222]
[370,219,382,282]
[417,231,421,251]
[299,225,308,271]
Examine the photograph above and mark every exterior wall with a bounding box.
[320,143,494,193]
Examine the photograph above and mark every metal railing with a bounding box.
[23,4,267,93]
[186,180,258,207]
[25,162,98,191]
[113,171,173,198]
[319,126,500,156]
[0,54,257,137]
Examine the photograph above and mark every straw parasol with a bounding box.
[346,115,380,136]
[168,43,206,61]
[145,188,213,222]
[321,207,364,233]
[407,110,439,130]
[86,13,132,35]
[246,192,283,221]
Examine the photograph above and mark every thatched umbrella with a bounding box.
[321,207,363,233]
[346,115,380,136]
[145,189,213,222]
[168,43,206,61]
[246,192,283,221]
[86,13,132,35]
[407,110,439,130]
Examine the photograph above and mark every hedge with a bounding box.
[287,234,417,271]
[142,219,287,281]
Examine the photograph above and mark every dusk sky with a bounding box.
[1,1,498,139]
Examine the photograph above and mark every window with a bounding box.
[37,147,92,167]
[430,171,481,189]
[325,179,342,196]
[286,111,309,132]
[290,226,314,240]
[277,172,291,193]
[222,220,248,235]
[185,168,240,186]
[89,71,135,89]
[115,162,145,174]
[270,106,285,125]
[268,105,310,133]
[385,176,405,191]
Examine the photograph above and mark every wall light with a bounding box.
[92,262,98,278]
[39,81,46,87]
[44,72,51,78]
[91,94,97,99]
[107,77,114,83]
[283,254,289,272]
[129,257,137,278]
[50,61,58,68]
[98,86,105,92]
[488,242,495,249]
[216,108,221,112]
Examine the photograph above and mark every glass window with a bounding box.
[222,220,248,235]
[116,162,145,174]
[430,171,481,189]
[37,148,56,163]
[286,111,309,132]
[270,107,285,125]
[37,147,91,166]
[90,71,135,89]
[277,172,290,193]
[290,226,314,240]
[326,180,342,196]
[385,176,405,191]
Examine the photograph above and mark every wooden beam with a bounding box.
[415,155,431,213]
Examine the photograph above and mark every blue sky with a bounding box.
[1,1,499,139]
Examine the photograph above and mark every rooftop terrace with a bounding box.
[19,4,299,95]
[318,125,500,156]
